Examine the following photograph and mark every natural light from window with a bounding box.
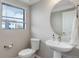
[2,3,25,30]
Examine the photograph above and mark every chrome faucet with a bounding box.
[52,34,55,41]
[58,36,61,41]
[58,32,65,42]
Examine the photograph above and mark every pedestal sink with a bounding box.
[46,40,74,58]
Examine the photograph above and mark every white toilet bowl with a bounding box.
[18,48,36,58]
[18,38,40,58]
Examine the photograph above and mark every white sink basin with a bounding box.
[46,40,74,52]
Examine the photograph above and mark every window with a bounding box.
[1,3,25,30]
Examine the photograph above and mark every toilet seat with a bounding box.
[19,48,36,58]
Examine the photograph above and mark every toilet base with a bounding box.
[18,54,40,58]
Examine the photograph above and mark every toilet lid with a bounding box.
[19,48,35,56]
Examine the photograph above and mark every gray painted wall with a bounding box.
[0,0,31,57]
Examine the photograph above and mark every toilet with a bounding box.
[18,38,40,58]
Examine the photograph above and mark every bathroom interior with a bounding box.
[0,0,79,58]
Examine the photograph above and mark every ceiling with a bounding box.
[18,0,40,5]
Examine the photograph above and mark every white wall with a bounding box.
[0,0,31,57]
[31,0,60,42]
[31,0,79,58]
[31,0,62,57]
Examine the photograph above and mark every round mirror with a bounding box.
[50,0,76,42]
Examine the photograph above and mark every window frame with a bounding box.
[1,3,25,29]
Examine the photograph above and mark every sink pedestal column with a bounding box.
[53,51,62,58]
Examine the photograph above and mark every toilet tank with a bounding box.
[31,38,40,51]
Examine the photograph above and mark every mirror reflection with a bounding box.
[50,0,76,42]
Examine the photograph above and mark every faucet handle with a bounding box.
[52,34,55,41]
[62,32,66,35]
[52,34,55,37]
